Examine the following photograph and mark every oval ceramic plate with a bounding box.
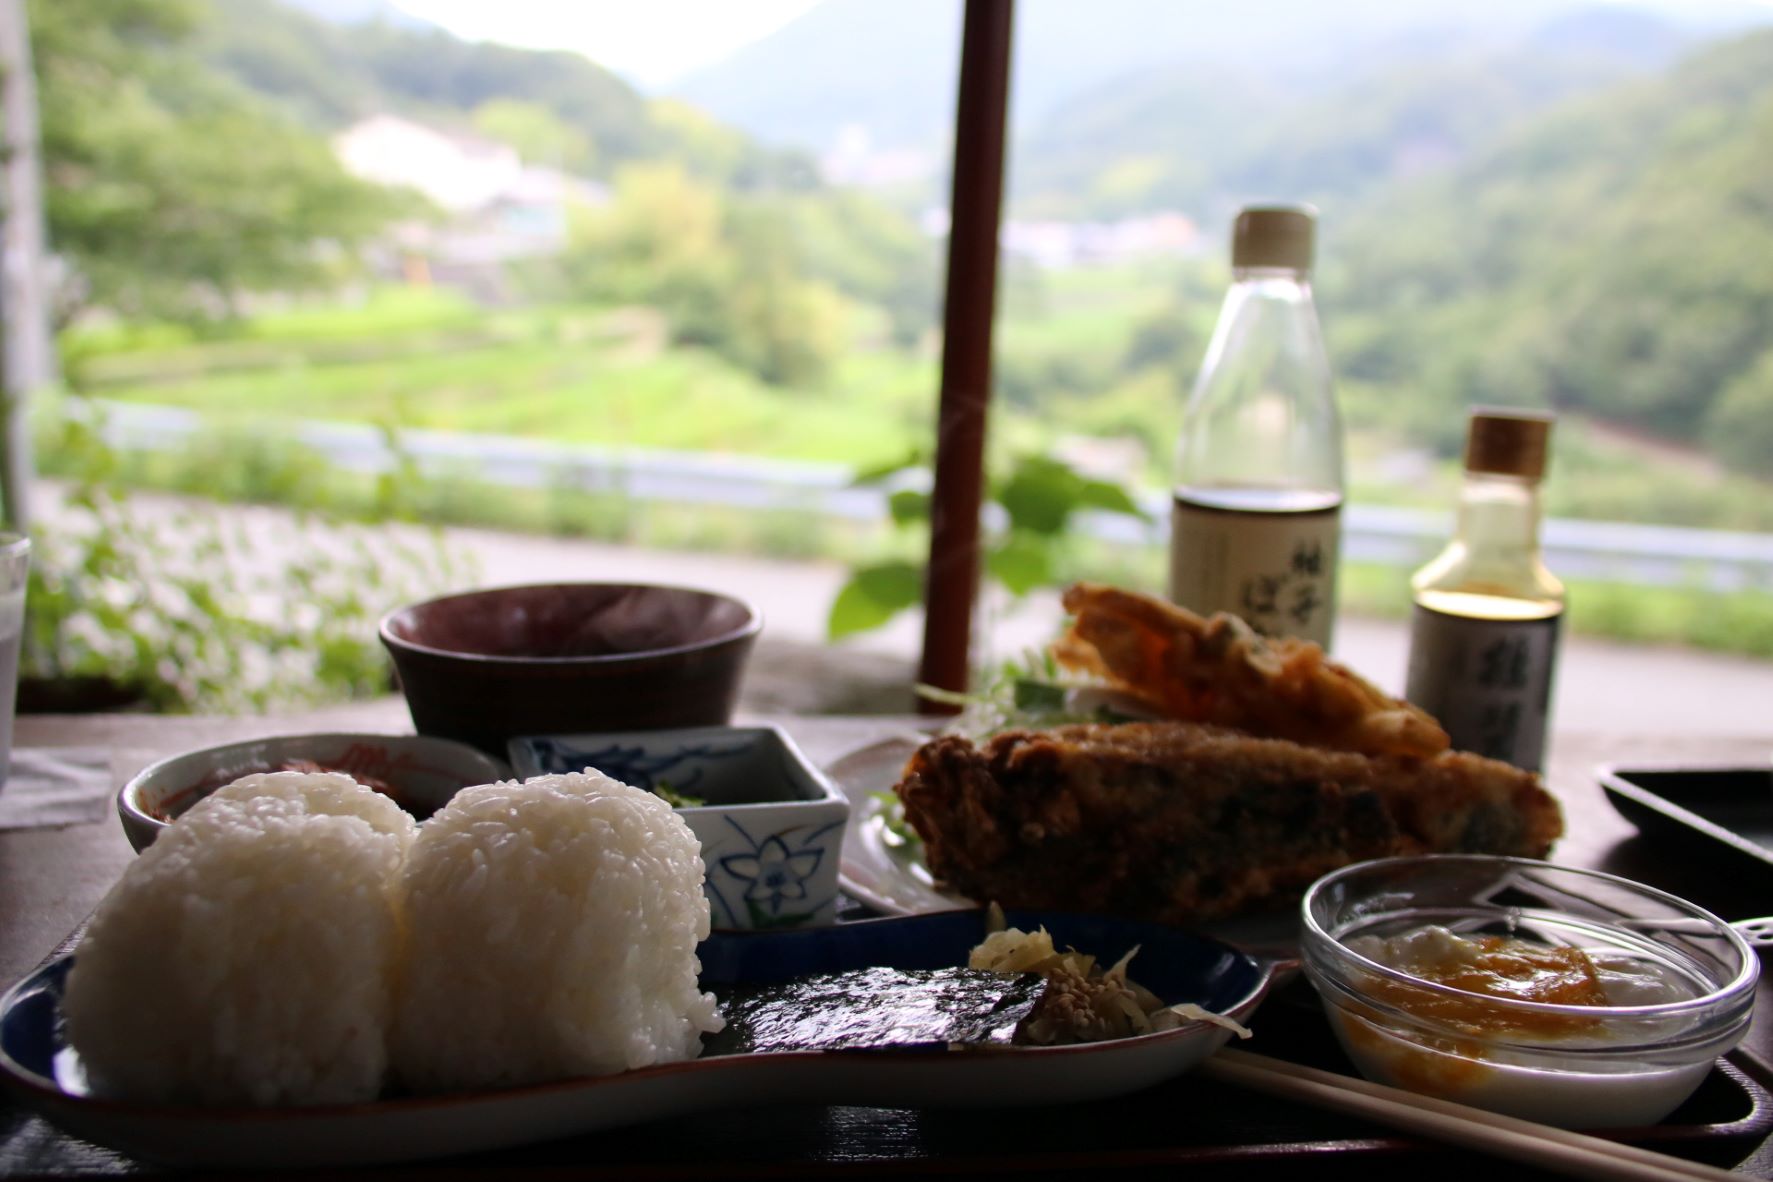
[0,910,1277,1169]
[831,734,1303,957]
[833,734,964,916]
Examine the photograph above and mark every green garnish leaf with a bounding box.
[654,779,707,809]
[1012,678,1068,712]
[869,789,920,853]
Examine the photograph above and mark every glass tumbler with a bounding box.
[0,534,30,788]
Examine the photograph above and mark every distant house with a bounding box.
[333,114,608,295]
[922,205,1201,270]
[335,114,525,214]
[1000,213,1200,269]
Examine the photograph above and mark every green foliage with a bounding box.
[201,0,815,188]
[1012,65,1272,219]
[25,398,470,712]
[336,23,658,162]
[472,99,595,172]
[549,164,853,387]
[647,98,816,191]
[32,0,408,325]
[826,452,1147,641]
[1011,39,1654,220]
[1321,30,1773,477]
[1705,348,1773,479]
[64,296,936,462]
[782,190,939,348]
[1338,557,1773,660]
[196,0,373,126]
[827,560,922,639]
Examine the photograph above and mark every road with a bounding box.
[90,400,1773,591]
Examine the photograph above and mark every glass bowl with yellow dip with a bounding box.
[1301,854,1757,1128]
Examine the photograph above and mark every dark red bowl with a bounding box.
[379,582,762,755]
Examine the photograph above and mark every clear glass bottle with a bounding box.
[1170,204,1344,648]
[1405,409,1563,771]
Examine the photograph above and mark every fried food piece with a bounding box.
[895,721,1562,925]
[1054,582,1449,759]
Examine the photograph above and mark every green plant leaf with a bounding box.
[1012,678,1068,712]
[1077,478,1145,516]
[996,457,1079,536]
[888,488,929,526]
[744,897,821,929]
[986,533,1051,596]
[826,560,923,639]
[849,448,926,486]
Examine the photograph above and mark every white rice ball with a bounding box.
[391,769,722,1092]
[63,772,416,1106]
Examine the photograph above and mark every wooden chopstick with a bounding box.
[1199,1048,1740,1182]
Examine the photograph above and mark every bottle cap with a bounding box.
[1231,205,1316,273]
[1465,407,1554,481]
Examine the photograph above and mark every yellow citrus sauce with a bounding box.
[1340,931,1617,1092]
[1370,935,1611,1030]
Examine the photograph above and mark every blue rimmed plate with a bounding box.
[0,909,1280,1169]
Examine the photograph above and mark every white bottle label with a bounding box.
[1405,603,1561,772]
[1168,491,1341,648]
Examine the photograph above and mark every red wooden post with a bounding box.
[917,0,1014,714]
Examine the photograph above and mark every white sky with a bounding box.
[388,0,825,89]
[390,0,1773,91]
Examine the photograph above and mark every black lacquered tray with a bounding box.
[3,917,1769,1178]
[1600,762,1773,885]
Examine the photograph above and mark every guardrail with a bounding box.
[95,401,1773,592]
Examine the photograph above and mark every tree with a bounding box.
[472,98,594,173]
[722,204,848,388]
[31,0,406,326]
[558,163,848,387]
[1706,348,1773,479]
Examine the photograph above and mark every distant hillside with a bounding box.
[200,0,811,185]
[275,0,431,30]
[1323,27,1773,475]
[673,0,1762,161]
[1010,18,1690,220]
[202,0,657,158]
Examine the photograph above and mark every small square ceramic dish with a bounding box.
[509,726,849,931]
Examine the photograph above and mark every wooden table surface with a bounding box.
[2,703,1771,1178]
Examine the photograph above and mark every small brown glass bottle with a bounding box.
[1404,409,1563,771]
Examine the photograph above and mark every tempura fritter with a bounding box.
[894,721,1563,925]
[1054,582,1450,760]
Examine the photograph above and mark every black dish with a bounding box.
[1599,763,1773,883]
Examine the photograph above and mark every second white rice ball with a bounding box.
[391,770,722,1092]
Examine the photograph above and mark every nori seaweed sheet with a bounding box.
[704,967,1045,1056]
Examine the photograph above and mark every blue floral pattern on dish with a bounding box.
[522,737,753,793]
[723,834,822,909]
[714,819,844,929]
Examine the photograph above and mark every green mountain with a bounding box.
[672,0,1766,159]
[1323,27,1773,476]
[1010,14,1694,219]
[200,0,652,155]
[198,0,811,185]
